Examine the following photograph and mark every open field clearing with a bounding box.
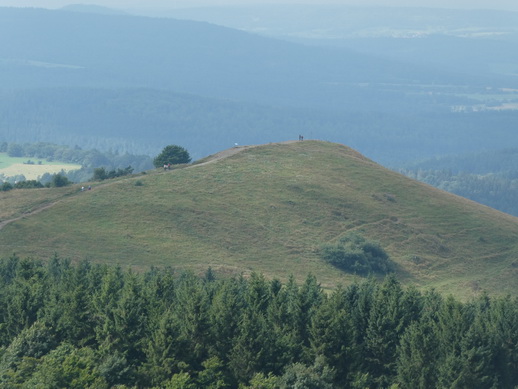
[0,163,81,180]
[0,153,81,180]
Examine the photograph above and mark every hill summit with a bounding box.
[1,141,517,297]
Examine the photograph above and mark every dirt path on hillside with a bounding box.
[0,141,300,231]
[191,140,298,168]
[0,201,59,231]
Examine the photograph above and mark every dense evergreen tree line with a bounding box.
[0,256,517,388]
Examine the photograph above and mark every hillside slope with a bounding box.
[1,141,517,298]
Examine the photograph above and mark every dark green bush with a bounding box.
[92,166,133,181]
[14,180,44,189]
[1,182,13,191]
[320,232,392,275]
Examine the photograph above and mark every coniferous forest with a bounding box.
[0,256,517,388]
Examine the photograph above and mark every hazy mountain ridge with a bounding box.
[60,4,129,15]
[0,7,507,105]
[151,5,518,39]
[158,5,518,79]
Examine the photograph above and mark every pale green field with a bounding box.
[0,153,81,180]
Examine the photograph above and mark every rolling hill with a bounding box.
[1,141,517,299]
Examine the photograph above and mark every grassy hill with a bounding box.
[1,141,517,298]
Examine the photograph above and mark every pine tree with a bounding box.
[489,296,518,387]
[363,276,415,387]
[173,273,212,369]
[142,309,186,387]
[208,277,247,363]
[396,321,440,388]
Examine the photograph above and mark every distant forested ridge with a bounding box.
[161,5,518,80]
[398,149,518,216]
[0,7,476,107]
[0,256,516,388]
[1,87,518,164]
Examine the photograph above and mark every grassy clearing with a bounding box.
[0,153,81,180]
[1,141,517,298]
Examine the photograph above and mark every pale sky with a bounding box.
[0,0,518,11]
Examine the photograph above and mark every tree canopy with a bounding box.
[0,256,517,388]
[153,145,192,168]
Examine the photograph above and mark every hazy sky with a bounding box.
[1,0,518,11]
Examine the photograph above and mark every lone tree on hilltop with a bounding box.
[153,145,191,168]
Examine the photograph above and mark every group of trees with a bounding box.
[92,166,134,181]
[0,256,516,388]
[1,175,71,192]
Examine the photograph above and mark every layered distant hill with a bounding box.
[0,6,453,107]
[1,141,517,298]
[1,6,517,165]
[157,5,518,79]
